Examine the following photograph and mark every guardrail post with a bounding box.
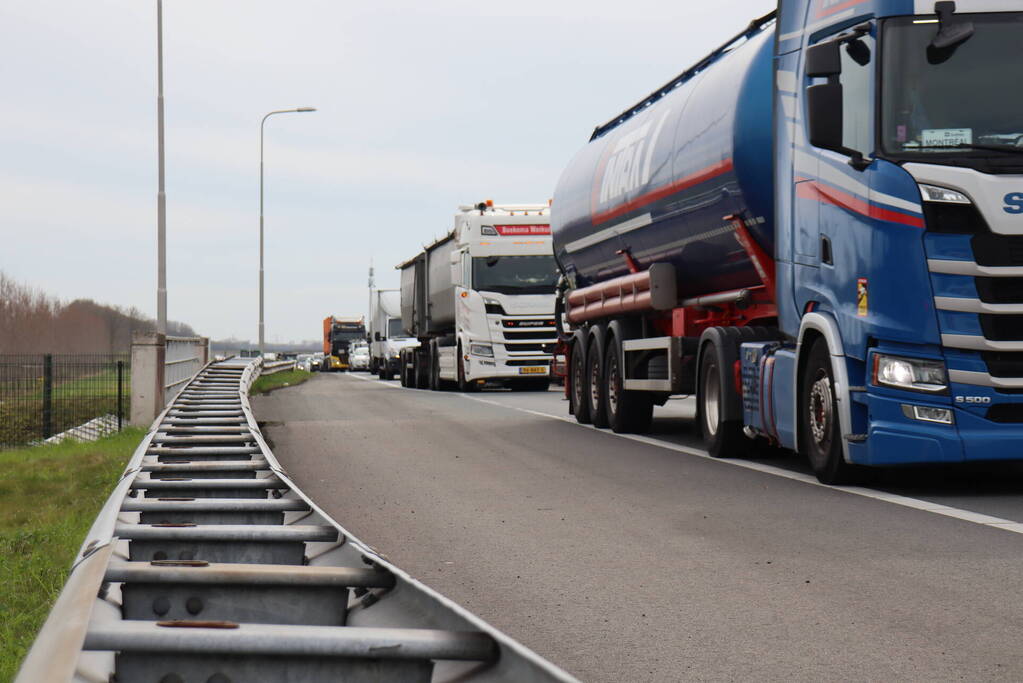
[42,354,53,438]
[130,331,165,426]
[116,360,125,431]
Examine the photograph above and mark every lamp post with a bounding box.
[259,107,316,355]
[156,0,167,336]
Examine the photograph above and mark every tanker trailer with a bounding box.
[398,202,558,391]
[554,3,1023,484]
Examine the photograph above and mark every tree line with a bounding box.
[0,271,196,354]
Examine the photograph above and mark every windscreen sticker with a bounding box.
[857,278,868,317]
[921,128,972,147]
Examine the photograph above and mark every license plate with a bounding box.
[519,366,547,375]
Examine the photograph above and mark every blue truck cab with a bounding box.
[551,0,1023,483]
[773,0,1023,479]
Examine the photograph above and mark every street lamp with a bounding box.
[259,107,316,355]
[156,0,167,336]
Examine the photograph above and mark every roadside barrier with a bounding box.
[260,358,297,375]
[17,358,577,682]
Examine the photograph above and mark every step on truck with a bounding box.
[321,315,366,372]
[369,288,419,380]
[552,1,1023,483]
[398,201,559,391]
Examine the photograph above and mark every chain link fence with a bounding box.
[0,354,130,449]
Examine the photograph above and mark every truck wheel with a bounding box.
[587,333,609,428]
[800,337,866,485]
[604,335,653,434]
[570,338,591,423]
[697,334,744,457]
[414,353,428,389]
[430,345,442,391]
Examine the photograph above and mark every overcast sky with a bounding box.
[2,1,774,342]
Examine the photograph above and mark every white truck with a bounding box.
[398,201,558,391]
[368,288,419,380]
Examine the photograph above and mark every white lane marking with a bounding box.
[452,393,1023,537]
[344,372,402,389]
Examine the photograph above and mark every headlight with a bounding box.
[918,183,971,204]
[872,353,947,393]
[469,343,494,357]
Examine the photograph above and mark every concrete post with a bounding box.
[200,336,210,365]
[131,331,166,426]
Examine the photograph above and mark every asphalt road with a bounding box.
[253,373,1023,682]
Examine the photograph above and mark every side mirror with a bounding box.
[806,40,841,77]
[807,82,844,151]
[374,332,382,341]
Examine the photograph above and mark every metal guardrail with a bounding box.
[164,336,208,405]
[260,359,297,375]
[17,358,577,683]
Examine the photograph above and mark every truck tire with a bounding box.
[587,331,609,428]
[414,351,429,389]
[800,337,867,485]
[430,344,442,391]
[604,334,653,434]
[570,337,591,424]
[697,329,745,458]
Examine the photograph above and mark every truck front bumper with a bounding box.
[465,356,550,381]
[854,391,1023,465]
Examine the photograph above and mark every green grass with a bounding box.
[249,369,312,396]
[0,428,145,681]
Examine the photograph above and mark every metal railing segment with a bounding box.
[17,358,578,683]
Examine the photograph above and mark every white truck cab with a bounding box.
[399,201,557,391]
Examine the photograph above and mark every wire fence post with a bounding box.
[42,354,53,438]
[117,360,125,431]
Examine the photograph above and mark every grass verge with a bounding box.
[0,428,145,681]
[249,368,312,396]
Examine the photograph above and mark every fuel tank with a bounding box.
[551,21,775,300]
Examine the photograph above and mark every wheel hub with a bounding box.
[702,362,720,437]
[590,354,601,408]
[808,372,833,446]
[607,356,619,413]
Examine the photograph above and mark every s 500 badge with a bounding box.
[955,395,991,404]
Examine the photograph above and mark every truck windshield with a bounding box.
[472,255,558,295]
[881,13,1023,160]
[386,318,406,338]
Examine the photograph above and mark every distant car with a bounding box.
[350,345,370,372]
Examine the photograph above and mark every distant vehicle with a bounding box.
[398,201,557,391]
[296,353,315,372]
[262,352,279,361]
[350,344,371,372]
[322,316,366,371]
[368,288,419,380]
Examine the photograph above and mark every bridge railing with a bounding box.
[163,335,208,404]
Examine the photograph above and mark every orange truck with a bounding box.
[321,316,366,371]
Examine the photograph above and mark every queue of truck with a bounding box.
[322,1,1023,485]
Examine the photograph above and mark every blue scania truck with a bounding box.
[552,0,1023,483]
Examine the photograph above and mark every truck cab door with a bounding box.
[795,28,876,318]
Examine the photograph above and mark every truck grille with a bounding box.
[503,330,557,341]
[975,278,1023,303]
[979,315,1023,341]
[972,235,1023,266]
[504,342,555,353]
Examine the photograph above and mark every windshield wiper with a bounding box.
[913,143,1023,155]
[952,143,1023,154]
